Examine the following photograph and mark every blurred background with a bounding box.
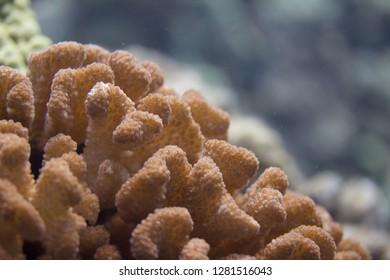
[27,0,390,257]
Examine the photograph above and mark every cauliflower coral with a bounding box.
[0,42,370,260]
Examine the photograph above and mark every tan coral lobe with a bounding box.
[180,238,210,260]
[44,63,114,144]
[0,119,29,140]
[249,166,289,195]
[116,145,191,223]
[27,41,86,144]
[0,125,34,198]
[130,207,193,259]
[183,90,230,140]
[242,187,287,228]
[187,156,260,244]
[94,244,122,260]
[261,231,321,260]
[108,50,152,102]
[32,158,85,259]
[0,179,45,259]
[140,61,164,93]
[203,139,259,194]
[0,66,34,130]
[337,239,371,260]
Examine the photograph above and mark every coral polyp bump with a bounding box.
[0,42,370,260]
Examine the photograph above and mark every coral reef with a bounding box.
[127,46,389,259]
[32,0,390,216]
[0,41,370,260]
[0,0,51,72]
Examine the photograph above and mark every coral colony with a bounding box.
[0,42,371,260]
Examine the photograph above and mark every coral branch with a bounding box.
[187,156,260,245]
[0,179,45,259]
[130,207,193,259]
[116,145,191,223]
[31,158,85,259]
[0,66,34,129]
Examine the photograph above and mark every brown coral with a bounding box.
[108,50,152,101]
[44,63,114,145]
[265,191,323,243]
[0,179,45,259]
[27,41,86,144]
[83,44,110,66]
[247,166,289,196]
[242,167,288,230]
[182,89,230,140]
[0,41,371,260]
[116,145,191,223]
[336,239,371,260]
[291,225,336,260]
[83,82,162,170]
[242,187,286,229]
[260,231,321,260]
[78,225,110,259]
[130,207,193,259]
[128,93,205,169]
[83,82,163,206]
[103,213,136,259]
[0,121,34,198]
[31,158,86,259]
[43,134,99,225]
[0,66,34,130]
[260,225,336,260]
[203,139,259,194]
[187,156,260,245]
[180,238,210,260]
[94,244,122,260]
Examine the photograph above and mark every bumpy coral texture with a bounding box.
[0,41,370,259]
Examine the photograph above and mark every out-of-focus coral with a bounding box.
[0,0,51,72]
[342,223,390,260]
[336,238,371,260]
[299,170,390,256]
[0,41,370,259]
[300,171,390,228]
